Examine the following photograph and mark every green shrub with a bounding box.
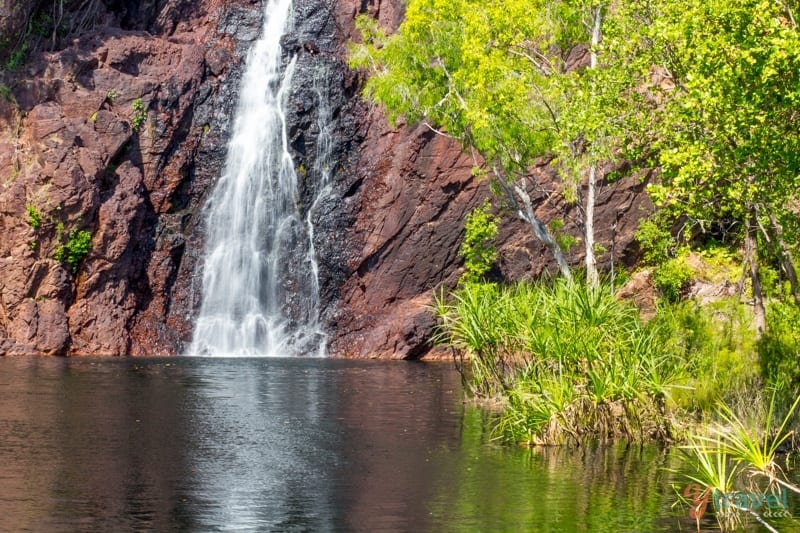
[26,205,41,230]
[0,84,14,103]
[653,253,693,302]
[759,264,782,298]
[435,279,762,445]
[54,229,92,273]
[5,43,28,72]
[29,11,53,38]
[436,279,693,444]
[131,98,147,131]
[459,202,498,283]
[650,299,758,411]
[636,216,674,265]
[695,244,741,284]
[549,218,579,253]
[758,301,800,391]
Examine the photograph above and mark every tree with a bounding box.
[350,0,638,285]
[639,0,800,334]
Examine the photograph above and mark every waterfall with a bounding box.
[189,0,328,357]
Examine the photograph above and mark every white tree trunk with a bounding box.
[585,163,599,287]
[493,166,573,281]
[584,4,602,288]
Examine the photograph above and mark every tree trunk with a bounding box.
[493,166,572,281]
[746,209,766,336]
[585,163,599,287]
[584,4,603,288]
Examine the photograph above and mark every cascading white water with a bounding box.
[299,65,335,357]
[189,0,329,356]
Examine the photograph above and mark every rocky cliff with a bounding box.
[0,0,260,355]
[0,0,651,357]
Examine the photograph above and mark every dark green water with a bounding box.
[0,357,796,532]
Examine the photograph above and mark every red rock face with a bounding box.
[0,0,253,355]
[327,113,652,358]
[329,118,483,359]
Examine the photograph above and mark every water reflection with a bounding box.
[0,358,462,532]
[180,360,342,531]
[331,362,463,531]
[0,358,795,532]
[427,412,680,532]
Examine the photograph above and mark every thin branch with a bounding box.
[492,165,572,279]
[432,57,468,112]
[507,46,552,76]
[421,121,454,139]
[529,82,560,132]
[727,502,779,533]
[52,0,64,50]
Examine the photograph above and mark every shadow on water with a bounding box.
[0,357,797,532]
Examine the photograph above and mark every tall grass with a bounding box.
[435,279,705,444]
[648,299,758,412]
[677,391,800,531]
[435,279,766,445]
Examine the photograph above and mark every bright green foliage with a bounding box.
[350,3,557,171]
[695,245,742,285]
[637,213,695,303]
[460,202,499,283]
[650,299,758,410]
[349,1,646,279]
[54,229,92,273]
[549,218,579,253]
[641,0,800,234]
[350,0,640,176]
[653,252,693,302]
[358,0,800,450]
[131,98,146,131]
[435,280,694,444]
[26,204,41,230]
[712,391,800,475]
[635,216,675,266]
[611,0,800,332]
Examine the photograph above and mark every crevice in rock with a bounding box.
[342,176,362,198]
